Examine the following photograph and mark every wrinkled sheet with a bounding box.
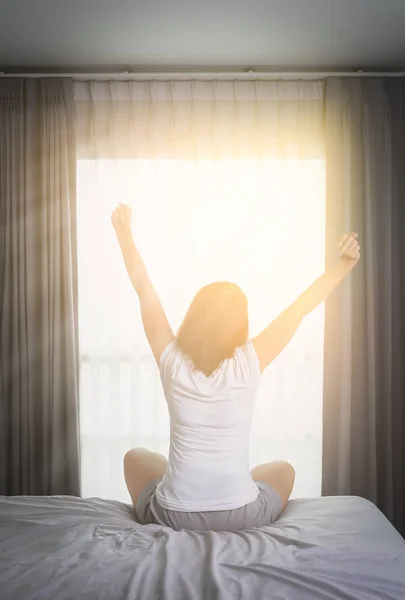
[0,494,404,600]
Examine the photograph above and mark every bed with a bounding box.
[0,494,404,600]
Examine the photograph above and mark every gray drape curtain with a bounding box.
[0,78,80,496]
[322,77,405,536]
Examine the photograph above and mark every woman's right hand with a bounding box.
[111,203,132,236]
[338,232,360,268]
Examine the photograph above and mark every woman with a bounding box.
[111,203,360,531]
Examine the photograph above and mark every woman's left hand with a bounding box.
[111,203,132,235]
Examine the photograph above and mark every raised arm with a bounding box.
[252,232,361,373]
[111,203,174,365]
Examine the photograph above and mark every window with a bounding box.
[77,158,326,502]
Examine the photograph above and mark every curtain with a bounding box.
[322,77,405,536]
[74,79,327,502]
[0,78,80,496]
[74,80,324,160]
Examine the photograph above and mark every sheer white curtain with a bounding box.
[74,79,326,503]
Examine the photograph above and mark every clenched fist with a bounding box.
[111,203,132,236]
[338,232,360,266]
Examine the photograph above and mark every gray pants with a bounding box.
[136,478,283,531]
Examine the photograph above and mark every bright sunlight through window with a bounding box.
[77,158,326,502]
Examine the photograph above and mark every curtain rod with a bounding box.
[1,68,405,79]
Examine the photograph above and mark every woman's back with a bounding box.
[155,340,262,511]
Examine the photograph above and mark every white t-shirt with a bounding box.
[155,339,262,512]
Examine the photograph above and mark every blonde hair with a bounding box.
[176,282,249,376]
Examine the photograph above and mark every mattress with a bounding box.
[0,494,404,600]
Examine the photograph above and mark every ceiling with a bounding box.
[1,0,405,73]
